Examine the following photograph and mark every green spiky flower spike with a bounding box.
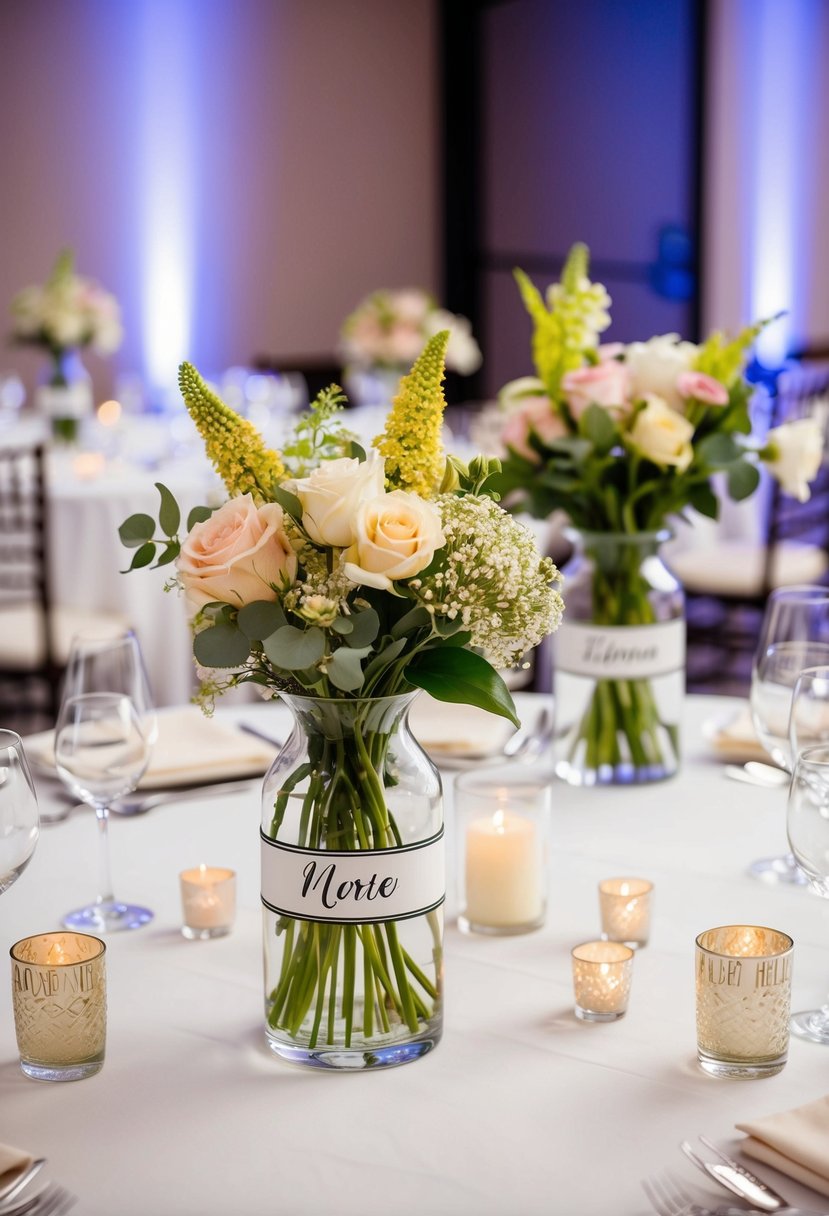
[178,362,285,499]
[373,329,449,498]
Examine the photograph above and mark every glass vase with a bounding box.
[35,349,93,443]
[552,529,685,785]
[260,691,444,1070]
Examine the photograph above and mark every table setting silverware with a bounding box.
[0,1180,76,1216]
[680,1137,826,1216]
[723,762,789,788]
[642,1170,751,1216]
[0,1162,45,1209]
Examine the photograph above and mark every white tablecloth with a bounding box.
[2,694,828,1216]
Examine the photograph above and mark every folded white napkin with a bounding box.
[704,703,768,764]
[409,694,516,759]
[0,1142,33,1190]
[27,707,278,790]
[736,1094,829,1199]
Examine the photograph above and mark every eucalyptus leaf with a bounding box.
[345,608,380,648]
[153,541,180,568]
[688,483,720,520]
[272,485,304,522]
[187,505,214,531]
[578,403,618,453]
[405,647,520,726]
[263,626,325,670]
[155,482,181,537]
[331,616,354,635]
[363,637,408,683]
[118,513,155,549]
[391,605,432,640]
[122,541,156,572]
[327,645,371,692]
[193,624,251,668]
[349,441,367,462]
[698,432,740,467]
[238,600,288,640]
[727,460,761,502]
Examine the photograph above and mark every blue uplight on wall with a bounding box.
[748,0,821,368]
[136,0,200,406]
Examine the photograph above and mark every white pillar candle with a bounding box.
[180,865,236,939]
[464,809,543,929]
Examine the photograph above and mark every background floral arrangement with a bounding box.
[496,242,823,525]
[341,287,482,377]
[10,248,123,361]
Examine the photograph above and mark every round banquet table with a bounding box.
[2,693,828,1216]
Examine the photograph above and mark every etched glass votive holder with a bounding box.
[695,924,794,1079]
[571,941,634,1022]
[455,765,550,936]
[599,877,653,948]
[10,931,106,1081]
[180,865,236,940]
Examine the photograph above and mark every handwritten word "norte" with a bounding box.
[582,635,658,665]
[301,859,399,910]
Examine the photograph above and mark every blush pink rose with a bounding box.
[561,361,631,420]
[176,494,297,612]
[501,397,567,463]
[676,371,729,406]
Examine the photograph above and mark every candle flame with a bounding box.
[46,941,64,965]
[492,809,506,834]
[620,882,631,897]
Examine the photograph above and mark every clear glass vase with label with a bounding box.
[261,691,444,1070]
[552,529,685,785]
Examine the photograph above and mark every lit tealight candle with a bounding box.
[463,807,544,932]
[180,865,236,940]
[97,398,122,426]
[71,450,106,480]
[599,877,654,948]
[571,940,634,1022]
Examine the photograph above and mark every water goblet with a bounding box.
[55,692,152,932]
[748,585,829,883]
[0,730,39,895]
[60,629,158,745]
[786,743,829,1043]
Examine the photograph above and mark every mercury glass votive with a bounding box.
[454,766,550,936]
[695,924,794,1079]
[180,865,236,939]
[10,931,106,1081]
[599,877,653,948]
[571,940,634,1022]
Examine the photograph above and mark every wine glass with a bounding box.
[55,693,152,932]
[0,730,39,895]
[786,743,829,1043]
[60,630,158,746]
[748,585,829,882]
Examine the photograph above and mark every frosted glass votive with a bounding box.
[455,766,550,935]
[599,877,653,948]
[180,865,236,940]
[571,940,634,1022]
[10,931,107,1081]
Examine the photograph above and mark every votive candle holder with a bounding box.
[571,940,634,1022]
[180,865,236,940]
[599,877,653,948]
[10,931,107,1081]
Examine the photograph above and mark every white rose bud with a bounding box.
[289,449,386,548]
[625,334,698,410]
[764,417,823,503]
[343,491,445,591]
[628,394,695,471]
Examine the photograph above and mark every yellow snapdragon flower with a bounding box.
[373,329,449,498]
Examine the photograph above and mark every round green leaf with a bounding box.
[327,645,371,692]
[263,626,325,671]
[193,624,251,668]
[346,608,380,648]
[118,513,155,548]
[187,505,214,531]
[238,600,287,640]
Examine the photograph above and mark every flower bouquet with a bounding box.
[11,249,123,441]
[497,243,822,785]
[120,331,562,1068]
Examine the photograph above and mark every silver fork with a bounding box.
[641,1172,749,1216]
[0,1183,77,1216]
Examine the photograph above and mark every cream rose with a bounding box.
[764,418,823,503]
[289,450,386,548]
[628,394,695,471]
[176,494,296,612]
[625,334,697,410]
[343,491,445,591]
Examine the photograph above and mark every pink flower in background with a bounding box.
[501,397,567,463]
[676,371,729,406]
[561,361,631,419]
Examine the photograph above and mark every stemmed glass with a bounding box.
[748,585,829,882]
[55,692,152,931]
[786,743,829,1043]
[60,630,158,746]
[0,730,39,895]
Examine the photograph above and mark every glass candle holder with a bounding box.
[454,765,550,935]
[695,924,794,1079]
[571,940,634,1022]
[180,865,236,940]
[599,877,653,948]
[10,931,106,1081]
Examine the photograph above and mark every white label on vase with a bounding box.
[260,828,445,924]
[553,620,686,679]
